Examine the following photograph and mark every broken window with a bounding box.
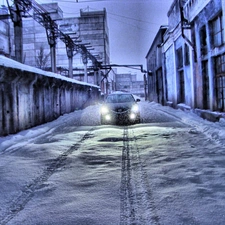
[211,13,224,47]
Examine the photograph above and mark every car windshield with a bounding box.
[106,94,135,103]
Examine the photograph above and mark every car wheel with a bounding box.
[135,117,141,124]
[101,116,108,125]
[101,117,105,125]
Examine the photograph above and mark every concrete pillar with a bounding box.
[68,57,73,78]
[13,1,23,63]
[53,85,60,119]
[14,23,23,63]
[3,84,12,134]
[33,82,40,125]
[60,83,66,115]
[50,46,57,73]
[11,82,19,132]
[82,53,88,82]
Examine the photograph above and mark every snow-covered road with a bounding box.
[0,101,225,224]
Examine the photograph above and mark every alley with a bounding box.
[0,101,225,224]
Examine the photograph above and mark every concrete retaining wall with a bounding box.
[0,56,100,136]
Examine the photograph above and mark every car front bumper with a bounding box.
[101,110,140,124]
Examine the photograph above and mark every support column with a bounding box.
[82,53,88,83]
[12,1,23,63]
[66,47,74,78]
[50,45,56,73]
[68,57,73,78]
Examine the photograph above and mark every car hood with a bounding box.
[105,102,134,112]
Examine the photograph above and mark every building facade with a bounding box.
[163,0,195,108]
[115,73,145,97]
[186,0,225,111]
[0,6,11,57]
[0,3,110,90]
[147,0,225,114]
[146,25,168,105]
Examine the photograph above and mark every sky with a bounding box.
[0,0,174,78]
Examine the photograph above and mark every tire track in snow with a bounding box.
[120,127,160,225]
[0,128,94,225]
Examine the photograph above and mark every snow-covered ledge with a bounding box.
[0,55,99,88]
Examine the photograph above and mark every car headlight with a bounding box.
[105,114,111,121]
[131,104,139,113]
[129,113,136,120]
[101,106,109,114]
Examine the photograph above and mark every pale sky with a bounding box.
[0,0,174,78]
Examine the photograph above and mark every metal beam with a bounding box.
[100,64,149,73]
[4,0,102,76]
[0,14,10,19]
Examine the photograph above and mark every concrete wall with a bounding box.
[162,0,196,108]
[148,0,225,116]
[146,26,167,104]
[0,56,100,136]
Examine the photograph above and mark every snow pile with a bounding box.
[147,102,225,146]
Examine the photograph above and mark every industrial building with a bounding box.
[0,2,111,91]
[146,0,225,118]
[115,73,144,97]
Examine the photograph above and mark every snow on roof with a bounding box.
[0,55,99,88]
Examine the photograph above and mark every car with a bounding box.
[100,93,141,125]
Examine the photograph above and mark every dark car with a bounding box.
[100,93,141,125]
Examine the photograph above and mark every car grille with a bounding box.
[112,108,129,114]
[117,108,123,112]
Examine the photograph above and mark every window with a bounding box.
[178,71,185,103]
[211,13,224,47]
[176,47,183,69]
[215,54,225,74]
[156,46,162,67]
[202,61,210,109]
[200,25,207,55]
[184,43,190,65]
[214,54,225,111]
